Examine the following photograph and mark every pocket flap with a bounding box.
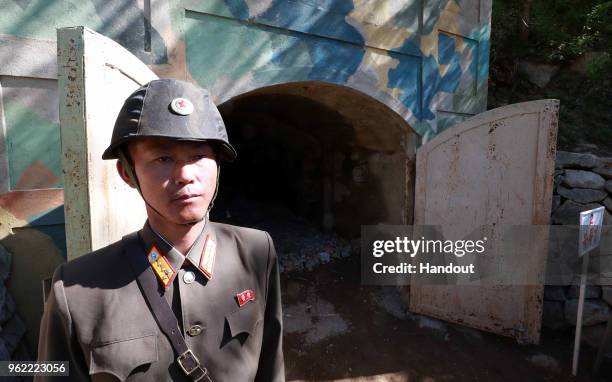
[226,304,263,337]
[90,334,158,381]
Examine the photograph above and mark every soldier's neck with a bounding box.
[147,215,205,255]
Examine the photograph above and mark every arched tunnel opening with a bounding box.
[212,82,416,272]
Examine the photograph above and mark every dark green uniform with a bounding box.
[36,219,284,381]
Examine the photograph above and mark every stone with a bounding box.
[562,170,605,189]
[605,210,612,225]
[565,299,609,326]
[567,285,601,299]
[11,341,33,362]
[418,316,448,336]
[304,257,319,271]
[527,354,561,374]
[543,301,568,330]
[557,185,607,204]
[581,324,612,359]
[319,252,331,264]
[0,339,9,362]
[552,200,602,225]
[551,195,561,212]
[1,314,25,355]
[0,293,15,324]
[604,197,612,213]
[602,287,612,305]
[0,246,10,281]
[518,61,559,88]
[0,284,6,313]
[593,166,612,180]
[544,286,566,301]
[340,247,350,258]
[606,180,612,194]
[556,151,598,170]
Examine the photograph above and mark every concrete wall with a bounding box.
[0,0,492,353]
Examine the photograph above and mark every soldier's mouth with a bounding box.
[172,194,201,202]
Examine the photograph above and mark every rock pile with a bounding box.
[218,198,354,272]
[544,151,612,348]
[253,211,353,273]
[0,245,28,361]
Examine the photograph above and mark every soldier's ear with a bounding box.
[116,160,137,188]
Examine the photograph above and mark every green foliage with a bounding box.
[586,51,611,79]
[492,0,612,64]
[490,0,612,152]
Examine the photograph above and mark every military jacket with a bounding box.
[36,220,284,381]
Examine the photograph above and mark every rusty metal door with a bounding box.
[410,100,559,343]
[57,27,157,260]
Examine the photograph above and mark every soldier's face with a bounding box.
[121,137,218,225]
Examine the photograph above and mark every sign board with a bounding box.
[579,206,605,256]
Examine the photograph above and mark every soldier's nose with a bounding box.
[173,163,196,185]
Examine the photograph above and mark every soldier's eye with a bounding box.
[155,156,171,163]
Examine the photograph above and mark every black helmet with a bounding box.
[102,79,236,161]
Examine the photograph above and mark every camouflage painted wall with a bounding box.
[0,0,491,351]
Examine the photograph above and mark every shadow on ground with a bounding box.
[281,256,611,382]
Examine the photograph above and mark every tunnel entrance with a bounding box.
[212,82,416,271]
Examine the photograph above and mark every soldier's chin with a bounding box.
[174,206,207,224]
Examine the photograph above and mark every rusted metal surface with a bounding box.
[410,99,560,344]
[58,27,155,260]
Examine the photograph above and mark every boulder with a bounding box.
[602,286,612,305]
[606,180,612,194]
[581,323,612,359]
[542,301,567,330]
[0,293,15,324]
[0,314,25,355]
[0,245,10,281]
[562,170,605,189]
[556,151,598,170]
[604,197,612,213]
[518,61,559,88]
[0,340,9,362]
[581,324,609,348]
[544,286,566,301]
[551,195,561,212]
[527,354,561,374]
[567,285,601,299]
[557,185,607,204]
[552,200,602,225]
[593,166,612,180]
[565,299,609,326]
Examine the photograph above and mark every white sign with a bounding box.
[578,206,605,256]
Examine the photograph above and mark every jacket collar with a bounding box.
[139,219,216,283]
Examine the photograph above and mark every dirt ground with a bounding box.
[281,256,612,382]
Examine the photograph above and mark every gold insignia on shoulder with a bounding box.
[147,245,175,288]
[199,235,216,280]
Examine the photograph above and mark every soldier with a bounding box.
[36,79,285,381]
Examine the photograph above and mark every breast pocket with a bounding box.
[89,333,158,381]
[223,303,263,347]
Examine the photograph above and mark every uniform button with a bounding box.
[183,271,195,284]
[188,324,204,337]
